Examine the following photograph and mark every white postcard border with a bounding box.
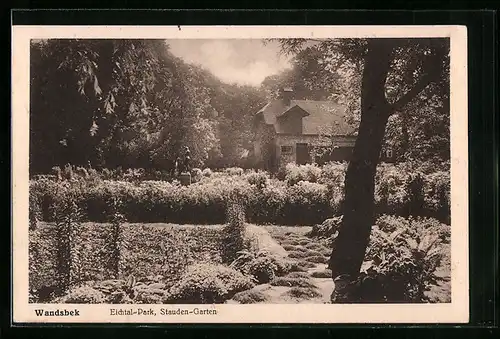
[11,25,469,324]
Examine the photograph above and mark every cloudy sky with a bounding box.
[166,39,292,86]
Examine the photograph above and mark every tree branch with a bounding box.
[390,74,434,112]
[390,47,446,112]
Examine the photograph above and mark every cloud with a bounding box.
[166,39,291,86]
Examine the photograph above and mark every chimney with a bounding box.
[280,87,294,106]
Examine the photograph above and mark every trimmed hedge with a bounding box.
[30,162,450,226]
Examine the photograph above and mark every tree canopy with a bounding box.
[30,38,449,176]
[30,39,267,174]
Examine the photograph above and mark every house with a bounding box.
[252,88,358,171]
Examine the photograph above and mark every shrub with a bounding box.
[424,171,450,223]
[246,171,269,189]
[285,163,322,186]
[220,200,247,263]
[285,287,322,299]
[282,244,300,251]
[295,260,317,269]
[286,271,311,279]
[349,224,447,303]
[375,215,409,233]
[286,261,309,273]
[191,168,203,183]
[225,167,244,176]
[102,196,127,279]
[52,166,62,180]
[166,263,255,304]
[309,215,343,239]
[232,289,268,304]
[304,255,328,264]
[29,192,41,230]
[270,277,316,288]
[30,161,451,226]
[304,242,328,251]
[282,181,333,225]
[230,250,291,284]
[296,238,311,246]
[51,184,84,292]
[63,164,74,180]
[404,173,426,217]
[287,251,308,259]
[58,285,105,304]
[310,269,332,278]
[202,168,213,177]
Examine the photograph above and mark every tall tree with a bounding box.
[30,39,163,172]
[274,38,449,294]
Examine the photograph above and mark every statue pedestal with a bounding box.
[179,172,192,186]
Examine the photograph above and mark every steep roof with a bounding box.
[255,99,356,136]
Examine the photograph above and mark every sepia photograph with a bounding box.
[12,25,468,323]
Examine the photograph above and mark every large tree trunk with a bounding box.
[329,39,395,280]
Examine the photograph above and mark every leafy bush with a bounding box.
[404,173,426,217]
[58,285,105,304]
[166,263,255,304]
[308,215,343,238]
[29,192,42,230]
[341,223,447,303]
[201,168,213,177]
[284,163,322,186]
[246,171,269,189]
[295,260,318,269]
[285,287,322,299]
[282,244,300,251]
[304,255,328,264]
[220,199,247,263]
[310,269,332,278]
[63,164,74,180]
[51,184,84,292]
[191,168,203,183]
[231,289,268,304]
[225,167,244,176]
[101,196,127,279]
[230,250,291,284]
[270,277,316,288]
[286,261,309,273]
[286,272,311,279]
[30,161,450,225]
[88,275,170,304]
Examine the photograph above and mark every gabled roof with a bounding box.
[255,99,356,136]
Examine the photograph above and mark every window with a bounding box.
[281,145,293,155]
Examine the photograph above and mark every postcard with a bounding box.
[12,24,468,324]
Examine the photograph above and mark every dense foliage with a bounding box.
[307,214,450,303]
[30,39,266,174]
[30,162,450,226]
